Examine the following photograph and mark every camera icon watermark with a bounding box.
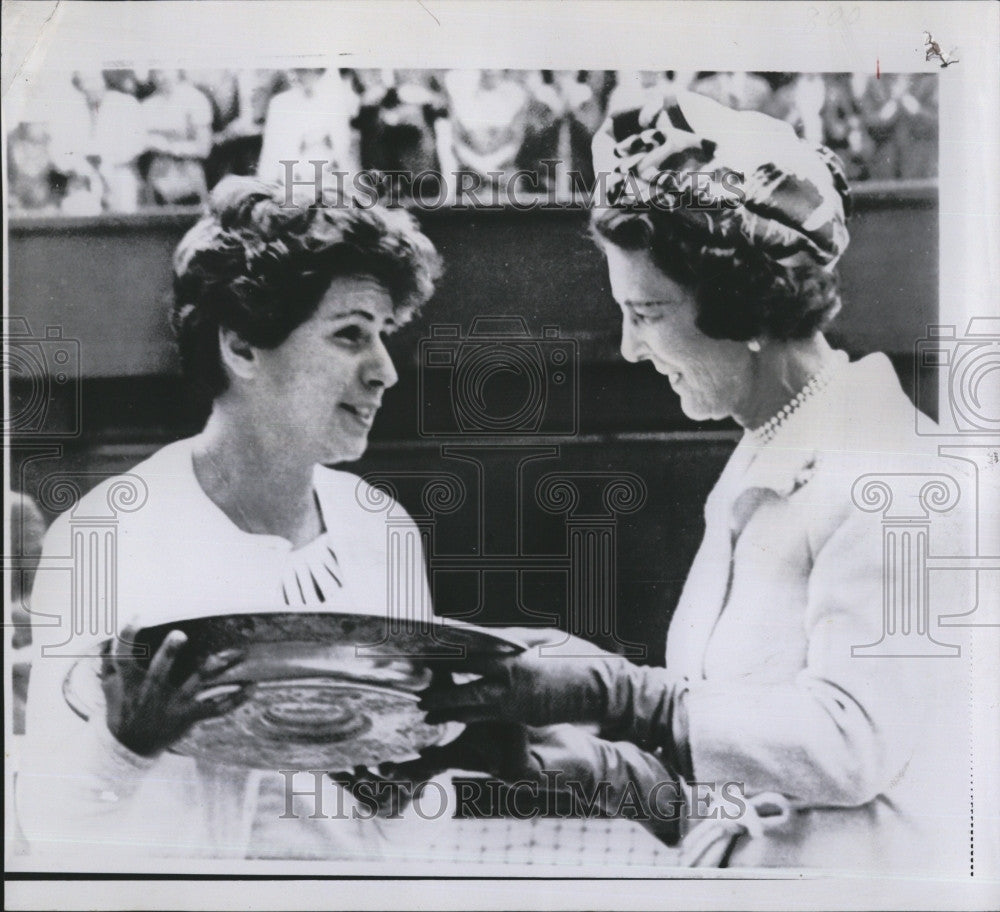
[418,318,578,438]
[2,317,82,438]
[915,319,1000,436]
[356,449,648,659]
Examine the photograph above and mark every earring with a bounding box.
[747,339,762,353]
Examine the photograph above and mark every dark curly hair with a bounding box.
[171,176,443,400]
[590,207,842,342]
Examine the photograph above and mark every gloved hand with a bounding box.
[382,722,683,845]
[101,625,254,757]
[528,725,683,846]
[420,648,621,727]
[420,627,622,728]
[419,628,691,764]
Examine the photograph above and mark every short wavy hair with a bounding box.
[171,176,443,400]
[590,208,842,342]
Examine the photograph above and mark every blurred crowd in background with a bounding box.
[7,68,939,215]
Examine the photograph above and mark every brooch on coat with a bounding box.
[784,456,818,498]
[730,456,819,541]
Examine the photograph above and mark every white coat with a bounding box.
[667,351,972,871]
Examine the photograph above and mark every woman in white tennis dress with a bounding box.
[18,175,443,861]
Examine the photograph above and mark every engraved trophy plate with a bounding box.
[61,611,524,769]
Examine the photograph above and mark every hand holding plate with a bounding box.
[100,625,254,757]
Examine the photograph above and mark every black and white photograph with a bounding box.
[4,2,999,910]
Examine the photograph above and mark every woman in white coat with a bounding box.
[411,91,968,872]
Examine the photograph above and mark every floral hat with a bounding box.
[591,89,851,271]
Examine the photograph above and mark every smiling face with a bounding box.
[604,244,753,423]
[247,275,402,465]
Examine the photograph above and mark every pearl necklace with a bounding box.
[750,364,836,447]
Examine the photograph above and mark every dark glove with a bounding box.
[420,648,619,726]
[419,628,623,728]
[528,725,684,846]
[101,627,254,757]
[420,630,691,765]
[383,722,682,845]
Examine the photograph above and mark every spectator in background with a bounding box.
[856,74,938,180]
[688,71,774,113]
[783,73,826,141]
[7,122,60,212]
[190,69,289,187]
[141,69,213,206]
[746,73,805,130]
[355,69,449,196]
[239,70,291,131]
[188,70,241,132]
[606,71,675,116]
[584,70,617,116]
[49,70,145,214]
[257,68,360,184]
[518,70,604,194]
[5,70,941,215]
[438,69,529,195]
[820,74,871,181]
[103,69,145,99]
